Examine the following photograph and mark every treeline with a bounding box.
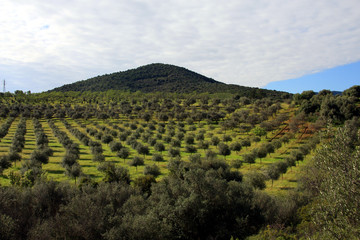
[295,85,360,124]
[0,92,288,123]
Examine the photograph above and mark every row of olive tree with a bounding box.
[62,119,105,162]
[48,120,82,183]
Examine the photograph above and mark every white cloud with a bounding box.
[0,0,360,92]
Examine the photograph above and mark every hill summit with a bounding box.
[51,63,287,97]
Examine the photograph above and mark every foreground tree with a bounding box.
[301,124,360,239]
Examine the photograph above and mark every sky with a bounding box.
[265,61,360,93]
[0,0,359,93]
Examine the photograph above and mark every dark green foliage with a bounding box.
[195,132,204,141]
[109,141,122,152]
[117,147,130,162]
[205,150,217,160]
[272,139,282,149]
[30,149,49,164]
[275,161,288,178]
[0,118,15,138]
[175,132,184,141]
[101,134,113,144]
[8,151,21,167]
[152,153,164,163]
[267,164,280,187]
[141,159,259,239]
[129,156,144,171]
[133,175,156,196]
[343,85,360,98]
[241,139,251,148]
[147,137,157,146]
[291,150,304,163]
[218,143,231,160]
[252,136,261,142]
[256,147,268,162]
[136,144,149,157]
[170,138,181,148]
[0,155,11,175]
[168,147,181,158]
[285,156,296,170]
[62,153,78,167]
[264,142,275,156]
[51,63,287,98]
[230,141,242,153]
[253,126,267,137]
[143,164,161,177]
[154,142,165,152]
[185,145,197,154]
[300,124,360,239]
[0,213,16,240]
[65,163,82,184]
[184,134,195,145]
[98,162,131,184]
[188,153,202,163]
[10,118,26,154]
[223,134,232,142]
[90,141,103,155]
[243,152,256,166]
[245,171,267,190]
[299,144,311,155]
[197,140,210,152]
[92,154,105,162]
[231,159,243,169]
[211,136,220,146]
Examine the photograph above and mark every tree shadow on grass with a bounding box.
[78,165,94,168]
[47,170,64,174]
[51,149,63,153]
[23,147,36,150]
[86,173,98,177]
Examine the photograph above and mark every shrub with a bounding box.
[143,164,161,177]
[109,141,122,152]
[129,156,144,171]
[152,153,164,163]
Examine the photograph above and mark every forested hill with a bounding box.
[50,63,289,98]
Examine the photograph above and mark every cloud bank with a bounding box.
[0,0,360,92]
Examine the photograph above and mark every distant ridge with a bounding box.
[331,91,342,95]
[51,63,289,98]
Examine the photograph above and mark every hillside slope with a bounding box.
[51,63,288,98]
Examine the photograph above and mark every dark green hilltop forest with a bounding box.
[51,63,289,98]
